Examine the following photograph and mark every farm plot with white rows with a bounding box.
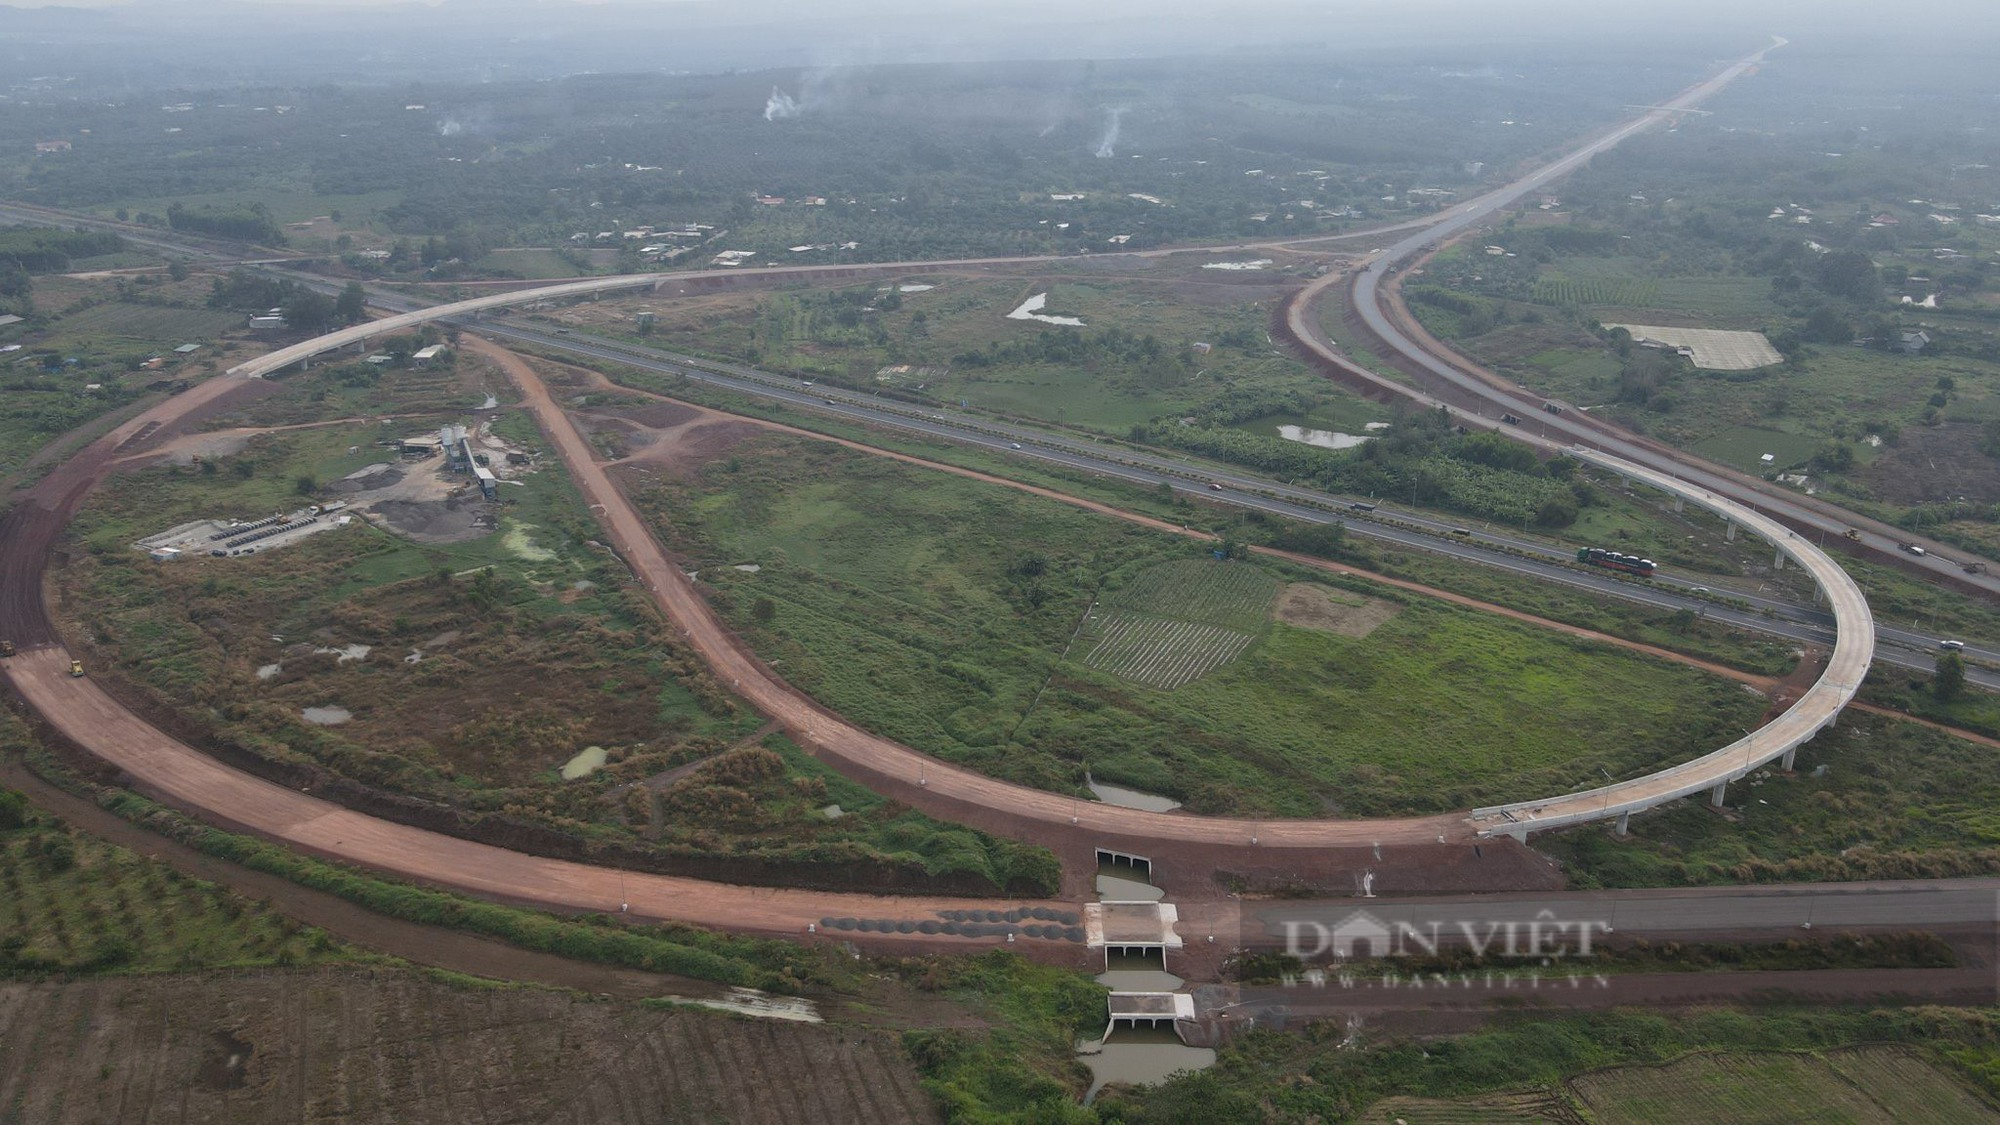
[1080,612,1259,689]
[1077,558,1280,689]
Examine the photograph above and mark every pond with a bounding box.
[1088,780,1182,813]
[561,745,608,779]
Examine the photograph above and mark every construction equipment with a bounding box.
[69,659,85,677]
[1843,528,1861,540]
[0,640,15,657]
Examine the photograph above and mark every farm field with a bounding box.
[634,428,1766,816]
[1348,1047,1997,1124]
[1078,560,1277,689]
[0,968,940,1125]
[1569,1047,1996,1124]
[0,783,355,976]
[31,300,245,350]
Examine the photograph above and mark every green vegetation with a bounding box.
[0,716,357,977]
[1542,712,2000,886]
[0,51,1698,269]
[61,419,1055,894]
[640,430,1765,815]
[0,807,353,977]
[903,951,1107,1123]
[1102,1007,2000,1122]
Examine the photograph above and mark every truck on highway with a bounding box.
[1577,546,1657,577]
[1897,541,1928,557]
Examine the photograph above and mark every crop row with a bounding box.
[1531,276,1660,308]
[1107,558,1279,632]
[1081,611,1257,690]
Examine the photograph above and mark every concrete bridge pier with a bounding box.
[1725,520,1738,542]
[1672,497,1684,513]
[1773,549,1786,570]
[1709,781,1727,807]
[1781,745,1798,771]
[1615,811,1630,836]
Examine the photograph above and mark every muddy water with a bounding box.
[1088,780,1182,813]
[1275,424,1373,450]
[301,706,351,726]
[1079,864,1215,1098]
[560,745,608,780]
[1077,1029,1216,1104]
[1098,949,1183,992]
[1096,870,1166,903]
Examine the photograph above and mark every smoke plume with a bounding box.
[764,87,804,120]
[1094,106,1127,158]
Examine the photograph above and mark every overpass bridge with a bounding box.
[1470,448,1875,839]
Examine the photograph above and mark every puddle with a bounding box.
[301,706,351,726]
[404,650,423,664]
[677,987,822,1024]
[1275,424,1374,450]
[897,284,935,293]
[503,522,555,561]
[481,393,499,409]
[1364,421,1392,430]
[572,580,596,592]
[196,1030,253,1090]
[255,663,282,681]
[821,804,846,819]
[1096,870,1166,903]
[1005,293,1086,327]
[1077,1029,1215,1104]
[733,564,762,573]
[561,745,608,780]
[1089,780,1182,813]
[1201,259,1273,270]
[313,644,372,663]
[1098,951,1183,991]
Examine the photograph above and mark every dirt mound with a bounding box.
[1274,583,1400,638]
[369,496,494,543]
[622,401,704,429]
[622,418,767,476]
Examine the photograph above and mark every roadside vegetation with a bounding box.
[1542,712,2000,886]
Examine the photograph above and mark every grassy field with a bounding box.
[60,419,1055,894]
[30,301,243,350]
[559,273,1353,437]
[637,429,1767,816]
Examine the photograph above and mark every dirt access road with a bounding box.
[0,379,1082,952]
[482,338,1495,858]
